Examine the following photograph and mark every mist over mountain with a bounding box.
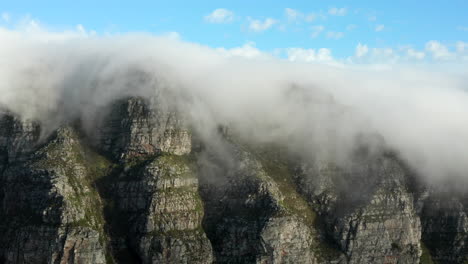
[0,25,466,264]
[1,26,467,184]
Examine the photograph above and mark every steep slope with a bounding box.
[95,97,213,263]
[0,97,466,264]
[97,97,191,161]
[419,190,467,263]
[0,120,109,263]
[197,137,345,264]
[293,153,422,264]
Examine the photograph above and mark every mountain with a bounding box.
[0,96,465,264]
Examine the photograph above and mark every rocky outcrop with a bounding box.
[199,143,325,264]
[0,113,40,164]
[294,154,422,264]
[97,97,191,161]
[92,96,213,263]
[100,154,213,264]
[0,97,466,264]
[419,191,467,263]
[0,124,108,263]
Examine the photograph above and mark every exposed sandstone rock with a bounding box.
[0,125,108,264]
[0,97,466,264]
[97,97,191,161]
[294,154,422,264]
[102,154,213,264]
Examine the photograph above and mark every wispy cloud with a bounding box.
[328,7,347,16]
[286,47,334,63]
[355,43,369,58]
[204,8,234,24]
[406,48,425,60]
[217,41,269,59]
[284,8,317,23]
[457,26,468,32]
[285,8,301,21]
[350,42,467,62]
[425,40,453,60]
[310,25,325,38]
[248,18,276,32]
[163,31,181,40]
[375,24,385,32]
[326,31,344,39]
[456,41,468,53]
[371,48,398,62]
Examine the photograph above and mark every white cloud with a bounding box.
[373,48,394,57]
[14,18,44,34]
[355,43,369,58]
[0,18,95,43]
[375,24,385,32]
[285,8,301,21]
[457,26,468,32]
[76,24,86,35]
[286,47,334,63]
[406,48,425,60]
[310,25,324,38]
[326,31,344,40]
[350,43,468,63]
[351,45,429,62]
[205,8,234,23]
[328,7,347,16]
[217,42,267,59]
[284,8,317,23]
[164,31,181,40]
[456,41,468,53]
[456,41,468,61]
[2,25,468,184]
[248,18,276,32]
[369,48,399,63]
[425,41,453,60]
[1,12,10,23]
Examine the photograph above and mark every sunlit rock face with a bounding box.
[0,96,465,264]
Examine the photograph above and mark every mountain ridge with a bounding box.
[0,96,466,264]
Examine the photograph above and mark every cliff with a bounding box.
[0,97,465,264]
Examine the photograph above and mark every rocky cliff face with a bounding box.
[199,144,320,264]
[0,97,466,264]
[294,154,422,264]
[419,190,467,264]
[97,97,191,161]
[0,120,108,263]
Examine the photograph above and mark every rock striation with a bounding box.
[0,122,108,263]
[294,154,422,264]
[0,97,465,264]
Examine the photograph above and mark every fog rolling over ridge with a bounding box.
[1,27,468,184]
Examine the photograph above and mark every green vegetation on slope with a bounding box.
[249,144,342,261]
[420,241,437,264]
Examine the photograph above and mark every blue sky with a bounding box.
[1,0,468,62]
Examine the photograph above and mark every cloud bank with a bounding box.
[0,25,468,184]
